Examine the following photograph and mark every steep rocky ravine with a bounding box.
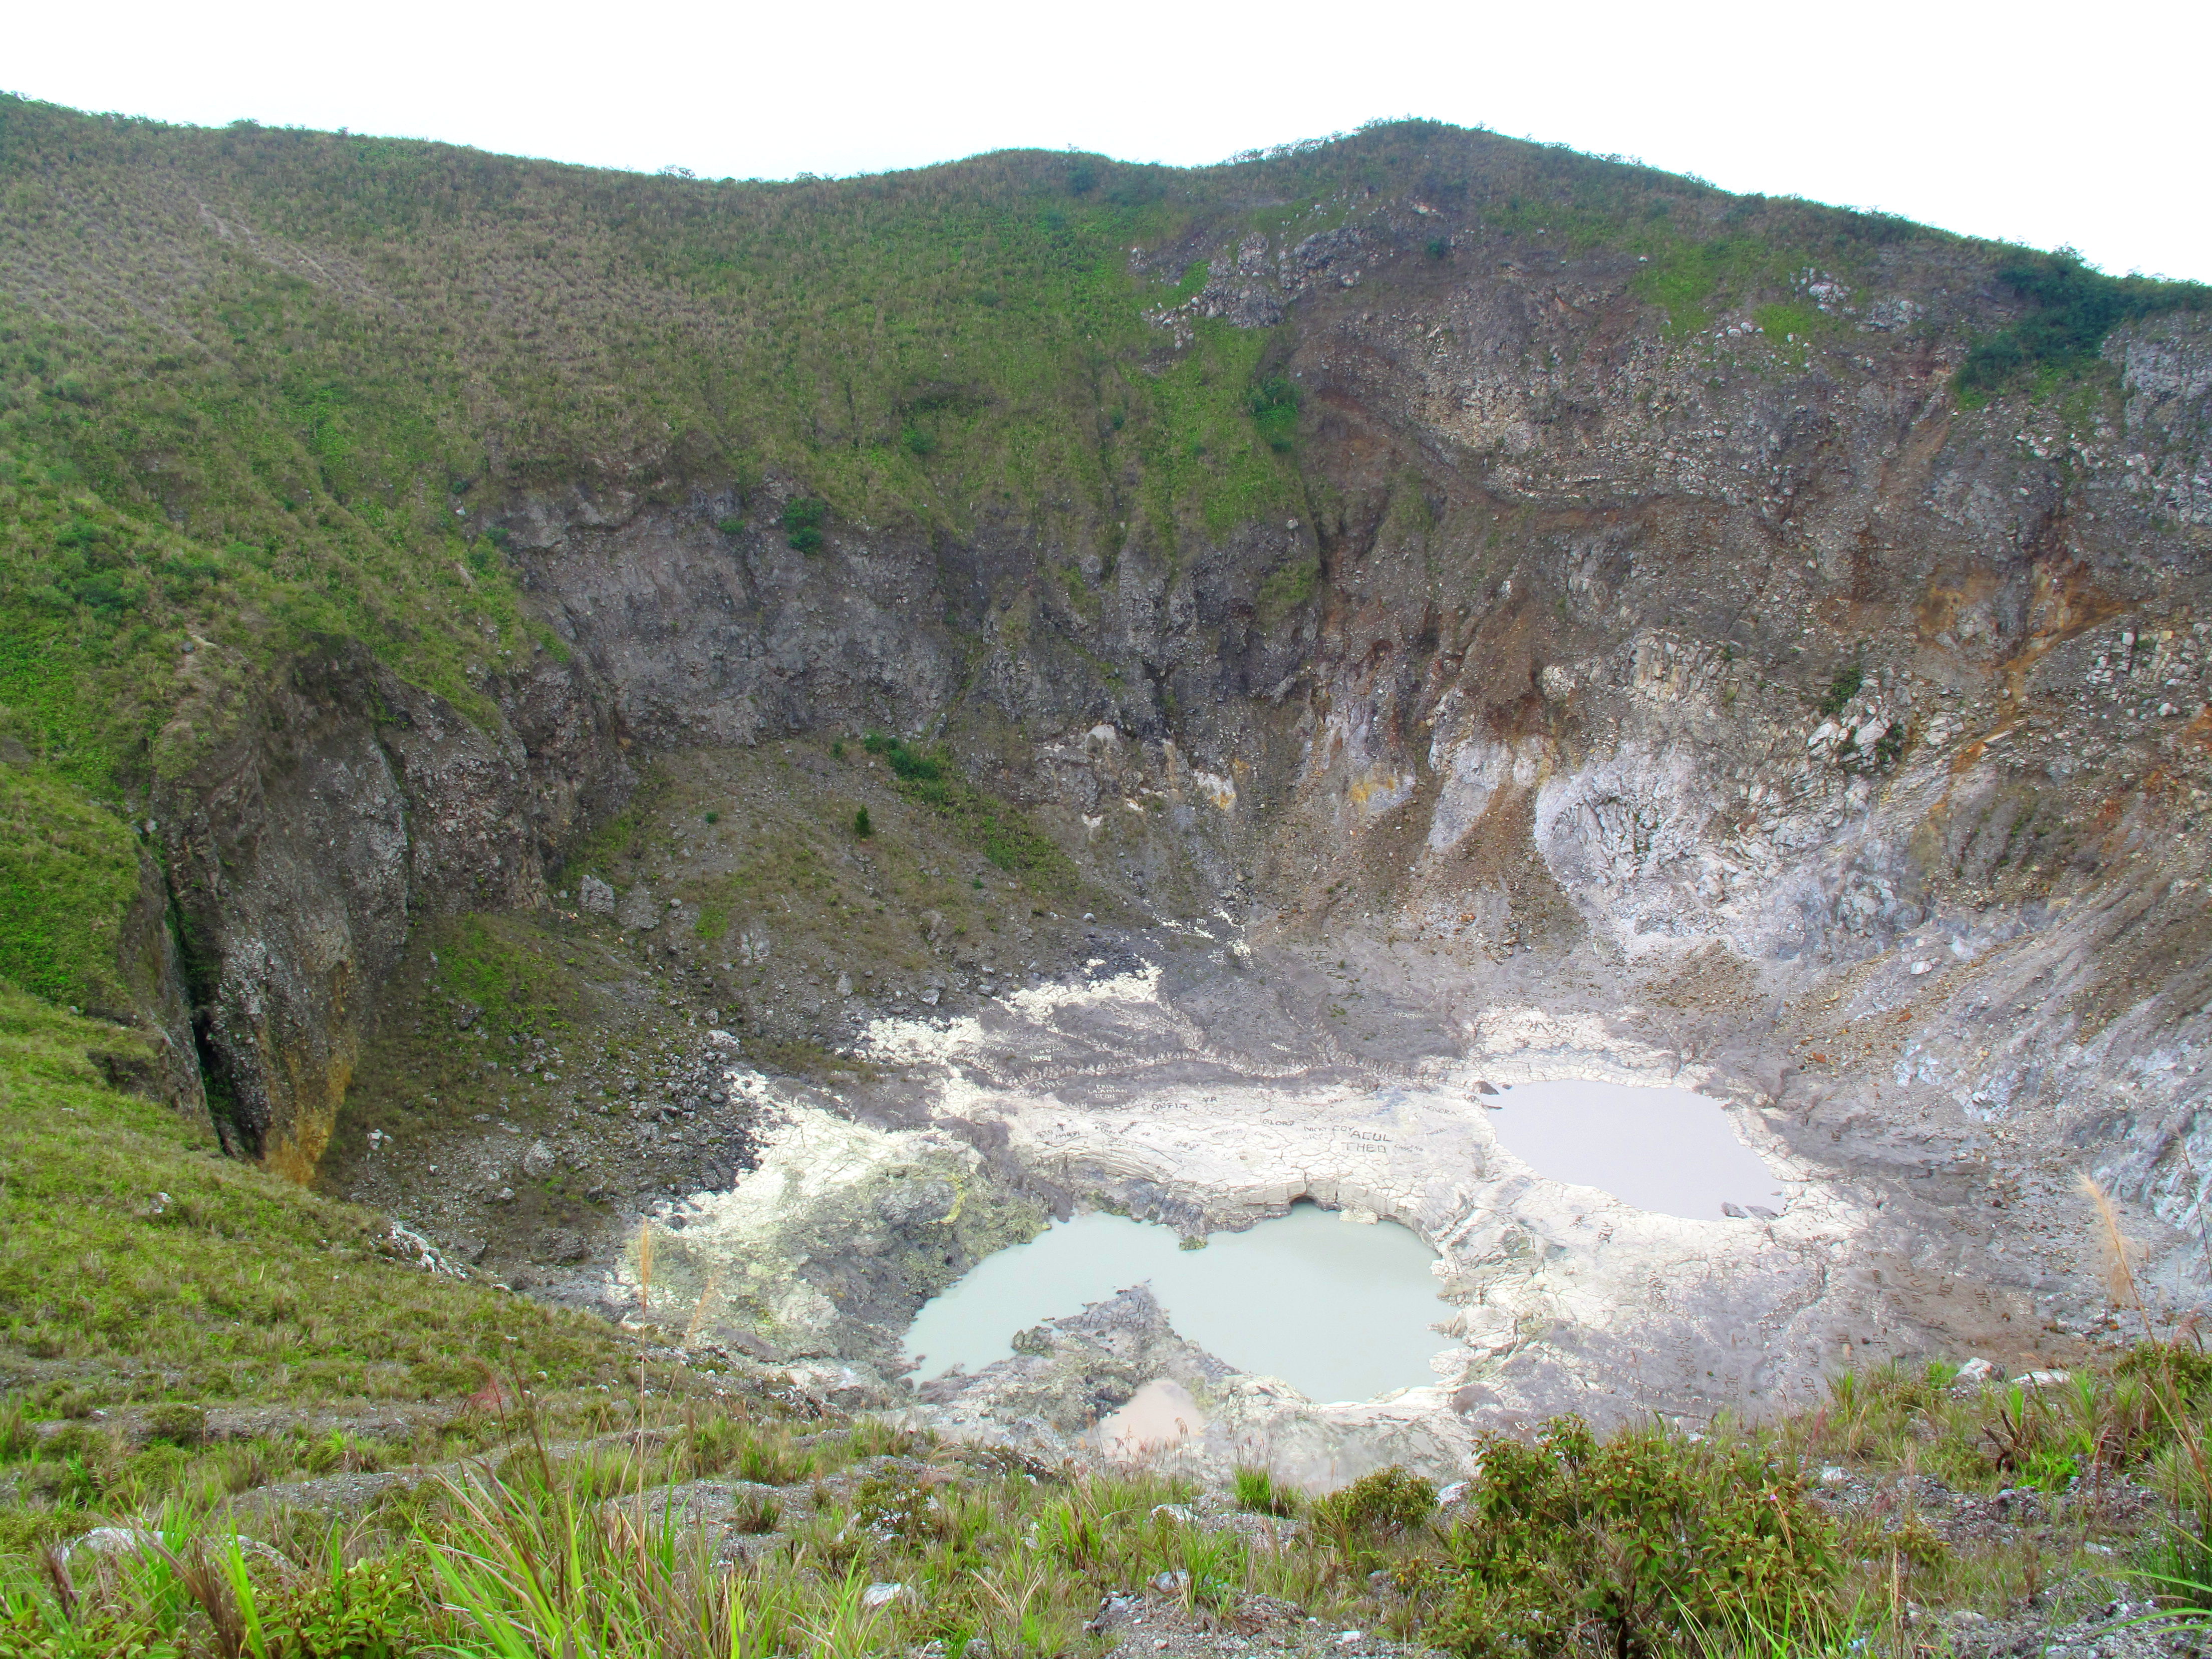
[14,110,2212,1442]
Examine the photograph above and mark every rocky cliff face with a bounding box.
[45,118,2211,1416]
[153,642,631,1175]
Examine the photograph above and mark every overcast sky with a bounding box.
[14,0,2206,281]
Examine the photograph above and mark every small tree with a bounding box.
[853,806,873,839]
[1245,376,1300,453]
[782,496,827,553]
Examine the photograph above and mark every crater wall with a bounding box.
[103,165,2212,1400]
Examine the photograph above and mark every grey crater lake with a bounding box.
[1482,1078,1784,1219]
[903,1202,1449,1404]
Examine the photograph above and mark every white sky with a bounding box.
[13,0,2206,281]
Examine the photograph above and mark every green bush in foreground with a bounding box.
[1312,1463,1434,1542]
[1415,1419,1837,1659]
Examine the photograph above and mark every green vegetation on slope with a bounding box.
[1959,250,2212,398]
[0,100,1998,802]
[0,985,629,1413]
[0,759,140,1010]
[1468,188,1923,338]
[428,913,576,1039]
[0,291,532,780]
[10,1348,2212,1654]
[0,94,1330,799]
[861,732,1076,890]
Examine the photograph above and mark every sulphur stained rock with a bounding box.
[609,1089,1046,1366]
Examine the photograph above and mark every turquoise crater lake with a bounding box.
[903,1202,1448,1405]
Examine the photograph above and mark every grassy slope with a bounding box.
[4,1341,2211,1653]
[0,984,634,1416]
[0,759,139,1012]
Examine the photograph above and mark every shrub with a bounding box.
[735,1429,814,1485]
[2117,1339,2212,1403]
[1167,1525,1246,1615]
[781,496,827,553]
[1429,1417,1837,1659]
[730,1490,781,1534]
[21,1454,104,1506]
[1958,252,2211,397]
[1035,1487,1111,1570]
[272,1555,426,1658]
[302,1429,387,1476]
[1426,237,1451,260]
[1817,664,1863,716]
[852,1469,950,1545]
[1232,1465,1299,1516]
[145,1403,207,1447]
[852,806,872,839]
[1245,375,1301,453]
[1312,1464,1434,1539]
[862,731,947,783]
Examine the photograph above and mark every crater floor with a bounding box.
[585,924,2105,1470]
